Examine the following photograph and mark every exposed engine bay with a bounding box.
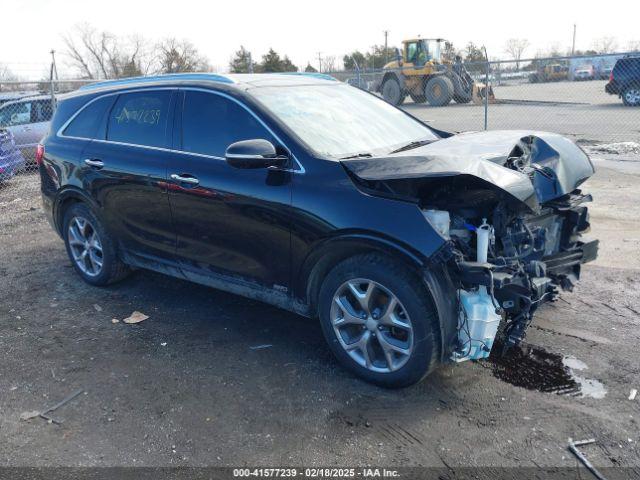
[341,130,599,360]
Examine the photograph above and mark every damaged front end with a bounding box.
[342,130,599,361]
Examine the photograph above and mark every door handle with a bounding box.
[170,173,199,185]
[84,158,104,168]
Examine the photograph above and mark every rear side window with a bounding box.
[63,96,115,139]
[181,91,273,158]
[107,91,172,148]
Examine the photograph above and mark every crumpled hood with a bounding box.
[341,130,595,209]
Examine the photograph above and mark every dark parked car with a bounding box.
[39,73,598,387]
[0,128,26,183]
[605,55,640,106]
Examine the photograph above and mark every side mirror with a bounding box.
[225,139,286,169]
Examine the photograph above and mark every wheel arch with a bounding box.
[53,187,99,235]
[298,233,456,364]
[298,233,426,318]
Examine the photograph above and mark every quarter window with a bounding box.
[63,96,115,139]
[181,91,273,158]
[107,91,172,148]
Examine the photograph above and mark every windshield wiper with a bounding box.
[340,152,373,159]
[389,139,433,154]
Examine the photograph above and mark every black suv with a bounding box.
[605,55,640,106]
[39,73,597,387]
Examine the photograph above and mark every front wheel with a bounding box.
[622,86,640,106]
[424,76,453,107]
[318,253,440,388]
[63,203,130,286]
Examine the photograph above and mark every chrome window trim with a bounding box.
[57,86,305,174]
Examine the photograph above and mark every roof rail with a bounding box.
[279,72,336,81]
[79,73,235,91]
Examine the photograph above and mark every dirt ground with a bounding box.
[0,150,639,473]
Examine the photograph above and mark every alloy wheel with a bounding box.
[624,88,640,105]
[67,216,103,277]
[330,278,414,373]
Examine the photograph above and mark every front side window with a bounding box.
[181,91,274,158]
[251,84,438,159]
[107,91,172,148]
[0,101,32,127]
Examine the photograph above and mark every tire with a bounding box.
[318,253,440,388]
[424,76,453,107]
[622,86,640,106]
[63,203,130,286]
[381,77,405,106]
[409,93,426,104]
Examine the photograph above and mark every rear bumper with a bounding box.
[605,81,619,95]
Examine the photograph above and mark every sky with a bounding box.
[2,0,639,79]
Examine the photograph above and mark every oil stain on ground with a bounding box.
[487,340,582,395]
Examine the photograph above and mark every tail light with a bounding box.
[609,71,614,82]
[35,144,45,166]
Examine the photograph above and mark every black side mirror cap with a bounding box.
[225,139,287,169]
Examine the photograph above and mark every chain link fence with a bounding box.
[1,52,639,186]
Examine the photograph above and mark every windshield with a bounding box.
[251,84,438,159]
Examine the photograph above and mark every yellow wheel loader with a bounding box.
[377,38,477,107]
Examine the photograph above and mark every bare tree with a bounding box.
[156,38,210,73]
[63,24,153,79]
[321,55,336,73]
[627,40,640,52]
[0,63,18,82]
[504,38,530,70]
[592,36,619,54]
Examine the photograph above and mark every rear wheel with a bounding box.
[424,76,453,107]
[318,253,440,388]
[381,77,405,106]
[622,86,640,106]
[63,203,130,286]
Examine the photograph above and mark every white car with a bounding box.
[0,95,54,164]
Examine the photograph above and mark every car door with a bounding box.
[167,89,292,292]
[1,100,33,157]
[80,89,179,266]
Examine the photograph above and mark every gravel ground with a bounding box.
[0,151,639,473]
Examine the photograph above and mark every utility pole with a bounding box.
[317,52,322,72]
[383,30,389,65]
[571,24,576,55]
[248,51,254,73]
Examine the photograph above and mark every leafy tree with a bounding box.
[229,46,253,73]
[343,51,366,70]
[256,48,297,72]
[366,45,397,69]
[304,63,317,72]
[461,42,486,73]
